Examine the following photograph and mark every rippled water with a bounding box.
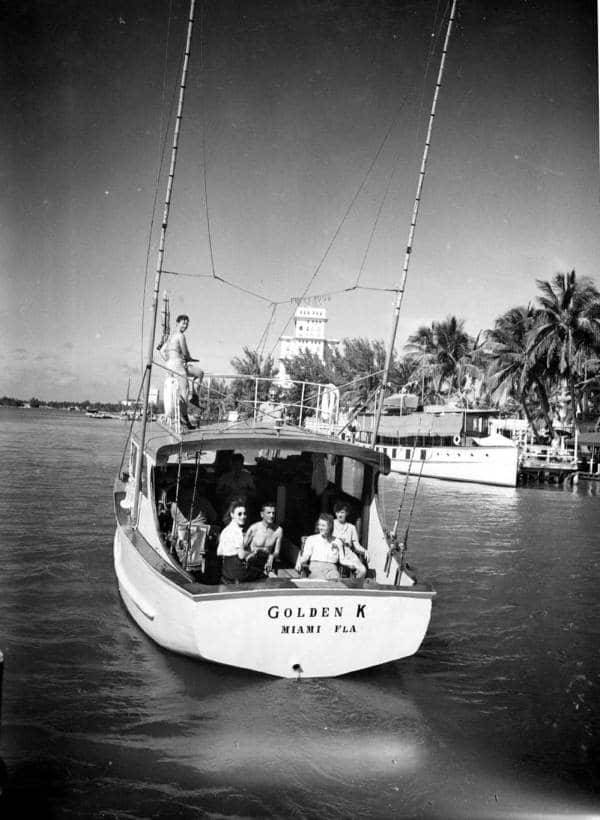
[0,408,598,818]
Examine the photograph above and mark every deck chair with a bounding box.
[174,522,210,572]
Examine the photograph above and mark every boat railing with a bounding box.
[153,370,370,439]
[518,442,578,466]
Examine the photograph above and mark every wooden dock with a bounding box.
[517,463,578,485]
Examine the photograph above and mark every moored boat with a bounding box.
[86,409,118,419]
[356,405,519,487]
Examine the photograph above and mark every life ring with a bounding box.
[453,435,461,446]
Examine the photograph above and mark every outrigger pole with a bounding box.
[373,0,458,442]
[132,0,196,526]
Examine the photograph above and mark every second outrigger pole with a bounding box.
[373,0,458,443]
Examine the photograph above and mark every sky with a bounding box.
[2,0,599,402]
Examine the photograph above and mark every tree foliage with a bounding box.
[230,346,276,413]
[528,270,600,420]
[404,316,479,404]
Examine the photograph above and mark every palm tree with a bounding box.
[330,337,398,411]
[230,346,276,378]
[281,350,333,419]
[484,305,553,438]
[404,316,474,403]
[529,271,600,423]
[230,346,276,413]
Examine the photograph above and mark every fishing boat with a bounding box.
[113,0,463,677]
[114,405,434,678]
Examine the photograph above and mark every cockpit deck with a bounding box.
[117,420,407,589]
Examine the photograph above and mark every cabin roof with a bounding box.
[137,420,391,472]
[366,411,463,438]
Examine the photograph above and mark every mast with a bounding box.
[373,0,458,442]
[131,0,197,526]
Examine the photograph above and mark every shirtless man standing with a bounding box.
[244,502,283,574]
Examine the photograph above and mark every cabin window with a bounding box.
[391,448,397,459]
[325,454,337,484]
[420,449,426,460]
[405,449,411,460]
[341,458,364,502]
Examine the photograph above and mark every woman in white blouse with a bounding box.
[217,499,263,583]
[295,513,341,580]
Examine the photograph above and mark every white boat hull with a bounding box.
[377,444,518,487]
[114,525,434,678]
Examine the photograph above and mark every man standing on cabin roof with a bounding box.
[159,314,204,429]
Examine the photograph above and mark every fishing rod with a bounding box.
[156,291,171,352]
[171,440,185,555]
[185,450,204,572]
[373,0,459,442]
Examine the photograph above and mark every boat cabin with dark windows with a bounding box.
[356,407,505,448]
[114,418,435,677]
[120,421,392,586]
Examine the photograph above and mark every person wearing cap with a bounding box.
[258,386,284,424]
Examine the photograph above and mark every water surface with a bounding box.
[0,408,598,818]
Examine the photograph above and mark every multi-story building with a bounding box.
[275,305,339,384]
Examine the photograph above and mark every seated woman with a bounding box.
[295,513,341,580]
[244,501,283,575]
[332,501,368,580]
[217,499,264,584]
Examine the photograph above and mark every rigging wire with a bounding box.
[401,457,426,547]
[352,158,401,290]
[266,108,411,361]
[391,422,423,538]
[117,372,149,479]
[350,97,416,291]
[146,0,457,394]
[256,302,278,358]
[161,268,399,302]
[199,3,218,280]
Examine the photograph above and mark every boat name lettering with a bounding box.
[267,604,367,619]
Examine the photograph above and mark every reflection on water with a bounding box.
[0,409,599,818]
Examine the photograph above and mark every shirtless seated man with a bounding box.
[243,501,283,575]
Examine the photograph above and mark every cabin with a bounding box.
[122,421,393,585]
[356,406,505,448]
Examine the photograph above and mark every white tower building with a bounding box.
[275,305,339,385]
